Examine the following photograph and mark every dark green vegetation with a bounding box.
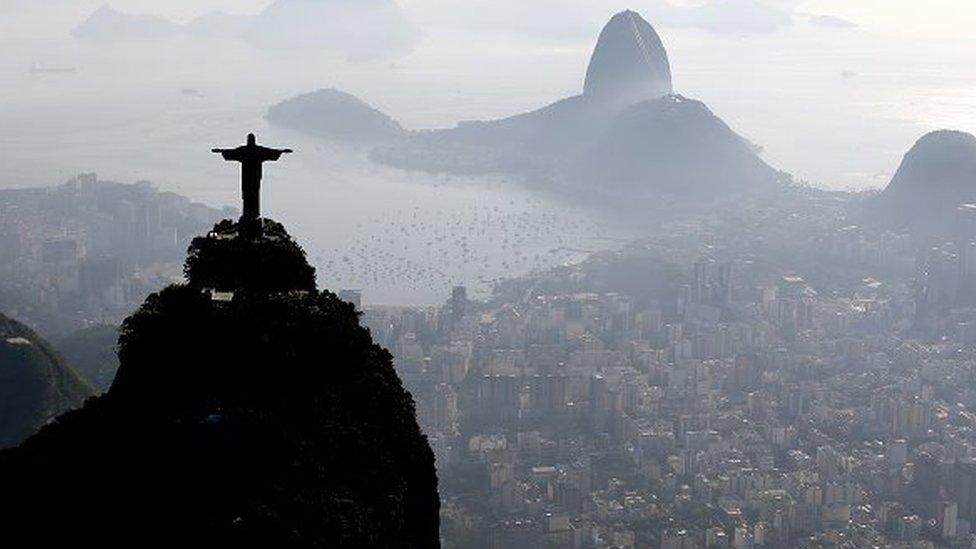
[0,313,92,448]
[0,219,439,548]
[184,219,317,293]
[53,324,119,393]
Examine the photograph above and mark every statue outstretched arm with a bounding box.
[257,147,294,161]
[212,148,245,161]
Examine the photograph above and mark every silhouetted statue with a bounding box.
[212,133,292,224]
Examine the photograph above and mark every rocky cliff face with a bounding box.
[0,314,92,449]
[870,130,976,237]
[0,219,439,548]
[583,10,673,105]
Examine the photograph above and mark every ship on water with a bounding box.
[29,64,77,74]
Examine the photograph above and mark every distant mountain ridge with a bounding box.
[584,10,673,105]
[73,1,417,59]
[73,4,179,39]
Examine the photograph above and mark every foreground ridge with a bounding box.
[0,210,439,546]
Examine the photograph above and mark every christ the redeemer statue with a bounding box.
[212,133,292,222]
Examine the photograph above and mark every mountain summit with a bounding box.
[584,10,673,105]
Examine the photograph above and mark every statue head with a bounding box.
[247,133,256,146]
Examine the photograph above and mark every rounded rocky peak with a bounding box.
[870,130,976,238]
[904,130,976,165]
[267,88,405,141]
[884,130,976,196]
[184,218,317,295]
[584,10,673,106]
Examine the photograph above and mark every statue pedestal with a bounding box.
[239,216,264,239]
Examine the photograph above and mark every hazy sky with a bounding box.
[10,0,976,39]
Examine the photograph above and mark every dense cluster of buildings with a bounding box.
[360,191,976,548]
[0,174,233,334]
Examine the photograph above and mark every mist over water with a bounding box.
[2,2,976,302]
